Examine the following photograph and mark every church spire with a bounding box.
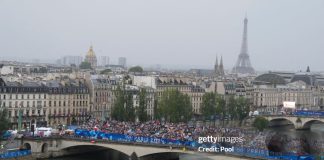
[219,56,224,76]
[214,55,219,76]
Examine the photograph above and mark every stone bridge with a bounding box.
[21,137,238,160]
[263,115,324,129]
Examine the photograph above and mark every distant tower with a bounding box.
[85,45,97,69]
[214,55,219,76]
[219,56,225,76]
[306,66,310,72]
[232,16,255,74]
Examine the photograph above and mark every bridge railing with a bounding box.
[259,110,324,118]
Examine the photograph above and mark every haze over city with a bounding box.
[1,0,324,71]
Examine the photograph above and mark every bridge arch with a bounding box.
[41,143,48,153]
[303,119,324,129]
[268,118,295,128]
[61,144,129,159]
[23,143,31,150]
[140,152,181,160]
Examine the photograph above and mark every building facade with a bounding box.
[0,77,90,129]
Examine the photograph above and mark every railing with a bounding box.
[0,150,31,159]
[259,110,324,118]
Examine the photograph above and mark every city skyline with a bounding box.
[1,0,324,71]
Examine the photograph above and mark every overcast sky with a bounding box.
[1,0,324,71]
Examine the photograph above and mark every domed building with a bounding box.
[254,73,287,86]
[85,45,97,69]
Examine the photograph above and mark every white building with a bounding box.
[118,57,126,68]
[0,65,15,75]
[133,76,157,89]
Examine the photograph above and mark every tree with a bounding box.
[157,89,192,122]
[112,86,126,121]
[128,66,143,72]
[111,85,136,122]
[125,93,135,122]
[201,92,216,119]
[227,95,236,120]
[253,116,269,131]
[100,69,112,74]
[0,109,10,137]
[137,88,148,122]
[79,61,92,69]
[236,96,250,124]
[153,97,158,120]
[215,94,226,126]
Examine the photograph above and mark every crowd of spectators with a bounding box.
[74,118,323,155]
[78,118,267,148]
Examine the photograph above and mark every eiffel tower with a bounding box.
[232,17,255,74]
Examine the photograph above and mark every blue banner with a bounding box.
[294,110,324,117]
[0,150,31,159]
[74,129,193,146]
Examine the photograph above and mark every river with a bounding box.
[267,124,324,155]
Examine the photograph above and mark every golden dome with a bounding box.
[86,45,96,57]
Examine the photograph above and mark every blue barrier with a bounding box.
[0,150,31,159]
[74,129,194,147]
[294,110,324,117]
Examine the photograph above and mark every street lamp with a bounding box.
[18,104,23,132]
[101,102,107,123]
[161,117,165,125]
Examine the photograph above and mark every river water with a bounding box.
[267,124,324,155]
